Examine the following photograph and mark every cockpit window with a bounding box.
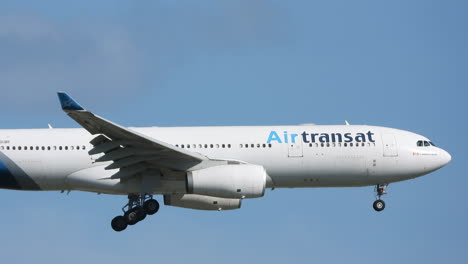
[417,140,434,147]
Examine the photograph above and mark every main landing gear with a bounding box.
[111,194,160,232]
[373,184,387,212]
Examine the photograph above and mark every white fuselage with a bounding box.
[0,125,451,195]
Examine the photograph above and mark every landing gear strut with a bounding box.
[373,184,387,212]
[111,194,160,232]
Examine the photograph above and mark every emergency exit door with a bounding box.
[288,142,303,157]
[382,134,398,157]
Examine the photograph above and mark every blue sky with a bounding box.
[0,0,466,263]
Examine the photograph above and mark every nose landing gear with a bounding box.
[111,194,160,232]
[373,184,387,212]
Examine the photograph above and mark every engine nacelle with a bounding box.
[164,194,241,211]
[186,164,267,199]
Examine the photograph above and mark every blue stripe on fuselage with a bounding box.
[0,158,21,190]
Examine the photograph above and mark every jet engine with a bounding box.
[164,194,241,211]
[186,164,267,199]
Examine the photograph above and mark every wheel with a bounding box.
[373,199,385,212]
[143,199,160,215]
[124,208,140,225]
[111,216,128,232]
[136,207,147,222]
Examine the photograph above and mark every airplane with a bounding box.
[0,92,451,232]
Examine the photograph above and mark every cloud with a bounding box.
[0,2,293,113]
[126,0,292,55]
[0,15,57,41]
[0,15,141,111]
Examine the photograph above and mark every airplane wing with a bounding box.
[57,92,208,179]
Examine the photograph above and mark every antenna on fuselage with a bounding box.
[48,124,53,129]
[345,120,350,126]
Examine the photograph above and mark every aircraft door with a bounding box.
[367,156,378,177]
[288,141,303,157]
[382,134,398,157]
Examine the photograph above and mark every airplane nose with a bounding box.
[440,149,452,167]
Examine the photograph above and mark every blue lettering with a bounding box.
[311,133,319,143]
[344,133,353,143]
[291,134,298,143]
[355,133,366,142]
[267,131,282,144]
[301,132,310,143]
[319,133,330,143]
[336,133,343,143]
[367,131,375,142]
[267,131,377,144]
[331,133,343,143]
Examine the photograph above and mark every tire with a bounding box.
[144,199,160,215]
[136,207,147,222]
[373,200,385,212]
[111,216,128,232]
[124,208,140,225]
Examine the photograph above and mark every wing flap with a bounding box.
[95,148,159,162]
[89,140,130,155]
